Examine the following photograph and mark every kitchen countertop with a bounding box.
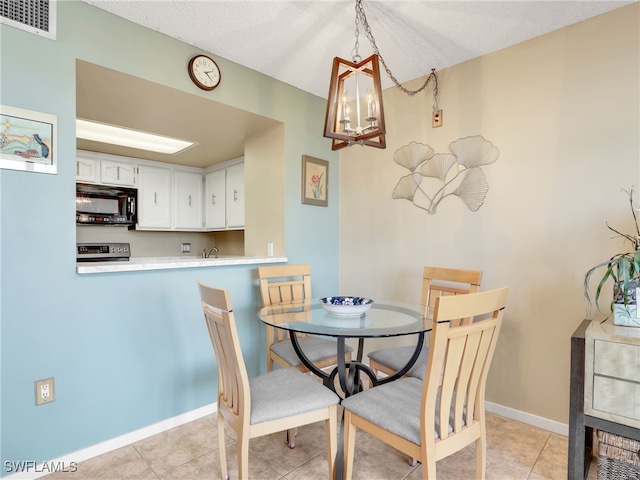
[76,255,288,274]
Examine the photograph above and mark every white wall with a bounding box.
[339,4,639,424]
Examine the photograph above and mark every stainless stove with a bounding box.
[77,243,131,262]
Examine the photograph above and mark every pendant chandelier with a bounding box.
[324,0,439,151]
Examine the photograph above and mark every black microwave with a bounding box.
[76,183,137,226]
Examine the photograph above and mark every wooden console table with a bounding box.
[568,320,640,479]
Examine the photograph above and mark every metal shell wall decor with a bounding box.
[392,135,499,214]
[419,153,457,181]
[393,141,435,171]
[449,135,500,168]
[392,172,423,201]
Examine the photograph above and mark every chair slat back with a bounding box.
[422,287,508,443]
[198,282,250,424]
[258,264,312,346]
[258,264,312,306]
[421,266,483,326]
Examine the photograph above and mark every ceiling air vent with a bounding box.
[0,0,56,40]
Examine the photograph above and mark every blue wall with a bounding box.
[0,1,339,472]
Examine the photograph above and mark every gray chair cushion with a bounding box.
[341,377,456,445]
[271,335,353,366]
[367,345,428,380]
[250,368,340,424]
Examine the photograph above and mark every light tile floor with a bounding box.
[45,410,580,480]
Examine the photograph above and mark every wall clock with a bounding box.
[188,54,221,91]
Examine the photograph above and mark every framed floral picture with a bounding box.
[0,105,57,174]
[301,155,328,206]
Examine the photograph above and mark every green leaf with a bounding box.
[583,187,640,318]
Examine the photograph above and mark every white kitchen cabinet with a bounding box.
[100,159,137,186]
[226,162,245,228]
[204,160,245,230]
[205,169,226,229]
[76,156,99,183]
[137,165,172,229]
[174,170,203,229]
[76,149,244,232]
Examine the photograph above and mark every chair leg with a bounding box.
[326,405,337,480]
[368,359,381,388]
[421,443,437,479]
[344,410,357,480]
[267,354,274,372]
[217,413,229,480]
[286,428,296,448]
[476,412,487,479]
[475,435,487,480]
[238,431,250,480]
[368,360,379,378]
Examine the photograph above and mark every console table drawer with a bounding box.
[594,339,640,382]
[593,376,640,420]
[585,322,640,429]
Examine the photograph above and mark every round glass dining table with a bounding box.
[258,298,433,397]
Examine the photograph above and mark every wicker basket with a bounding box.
[597,431,640,480]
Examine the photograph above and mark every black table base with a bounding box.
[289,331,425,480]
[290,332,425,398]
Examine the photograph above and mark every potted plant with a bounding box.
[584,188,640,326]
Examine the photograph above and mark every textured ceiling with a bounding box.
[76,0,633,166]
[82,0,632,98]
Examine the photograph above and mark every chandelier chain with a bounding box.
[354,0,438,99]
[351,3,361,62]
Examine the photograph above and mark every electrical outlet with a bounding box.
[432,109,443,128]
[35,377,55,405]
[181,243,191,253]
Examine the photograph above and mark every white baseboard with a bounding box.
[4,403,217,480]
[485,401,568,436]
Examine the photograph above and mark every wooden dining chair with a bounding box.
[342,287,508,479]
[257,264,353,372]
[367,266,483,380]
[198,281,339,480]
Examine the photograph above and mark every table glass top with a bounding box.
[258,298,433,338]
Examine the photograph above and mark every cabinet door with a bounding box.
[138,165,171,229]
[226,163,245,228]
[101,160,137,186]
[76,156,98,183]
[205,169,226,229]
[174,170,203,229]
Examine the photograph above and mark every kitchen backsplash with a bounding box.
[76,226,244,258]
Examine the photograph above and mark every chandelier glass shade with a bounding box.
[323,54,386,151]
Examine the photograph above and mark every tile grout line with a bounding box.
[130,444,162,479]
[527,431,553,479]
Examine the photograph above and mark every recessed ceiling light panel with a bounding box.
[76,119,195,155]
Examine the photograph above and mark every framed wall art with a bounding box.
[0,105,57,175]
[301,155,328,206]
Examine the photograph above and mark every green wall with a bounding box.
[0,1,339,472]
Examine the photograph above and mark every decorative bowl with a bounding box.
[319,296,374,316]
